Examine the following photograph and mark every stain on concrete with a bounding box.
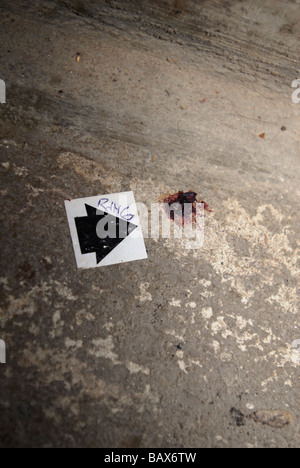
[0,0,299,449]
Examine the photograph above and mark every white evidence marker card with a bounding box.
[65,191,148,269]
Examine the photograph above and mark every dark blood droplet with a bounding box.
[163,190,212,226]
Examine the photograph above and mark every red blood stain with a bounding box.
[163,191,212,227]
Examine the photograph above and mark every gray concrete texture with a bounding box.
[0,0,299,448]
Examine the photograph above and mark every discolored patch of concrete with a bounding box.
[250,410,294,429]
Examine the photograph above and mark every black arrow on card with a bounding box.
[75,205,138,265]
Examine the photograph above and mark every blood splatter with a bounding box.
[162,190,212,227]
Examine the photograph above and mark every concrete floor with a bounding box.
[0,0,299,448]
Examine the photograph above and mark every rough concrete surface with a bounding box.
[0,0,299,448]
